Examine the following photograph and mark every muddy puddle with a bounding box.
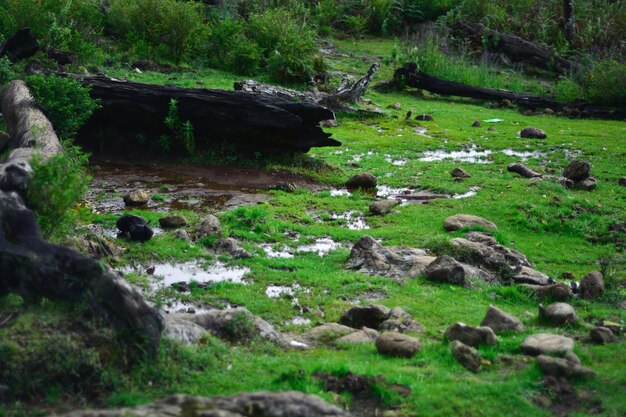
[329,211,370,230]
[124,260,251,287]
[419,145,493,164]
[297,238,346,256]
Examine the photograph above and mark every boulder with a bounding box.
[589,326,614,344]
[164,314,207,345]
[196,215,222,238]
[444,322,497,347]
[480,305,524,333]
[525,282,572,301]
[512,266,552,286]
[216,238,251,259]
[451,233,531,272]
[424,255,467,286]
[380,307,425,333]
[174,229,191,242]
[415,114,433,121]
[443,214,497,231]
[116,215,154,242]
[619,177,626,187]
[123,189,149,206]
[471,120,481,127]
[539,302,577,326]
[339,304,391,329]
[520,126,547,139]
[346,173,377,190]
[520,333,575,356]
[563,160,591,181]
[574,177,597,191]
[579,271,604,299]
[536,355,595,379]
[375,332,421,358]
[335,327,379,344]
[451,167,471,178]
[369,199,401,215]
[450,340,481,372]
[158,215,188,228]
[51,392,353,417]
[301,323,354,344]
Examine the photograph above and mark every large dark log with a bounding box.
[77,75,340,154]
[454,21,574,74]
[234,63,380,110]
[0,80,163,356]
[394,63,625,120]
[0,28,39,61]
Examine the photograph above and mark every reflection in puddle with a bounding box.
[297,238,344,256]
[160,300,210,315]
[330,189,351,197]
[330,212,369,230]
[124,261,250,287]
[385,154,409,166]
[260,244,294,258]
[286,316,312,326]
[501,149,546,160]
[419,145,493,164]
[377,185,410,199]
[453,186,481,199]
[414,127,432,137]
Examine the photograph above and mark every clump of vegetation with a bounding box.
[222,311,257,343]
[0,56,17,88]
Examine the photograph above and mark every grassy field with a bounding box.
[1,38,625,417]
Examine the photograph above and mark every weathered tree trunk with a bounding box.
[0,28,39,61]
[563,0,576,46]
[76,75,340,154]
[393,63,625,120]
[454,21,574,74]
[0,80,163,356]
[234,63,380,110]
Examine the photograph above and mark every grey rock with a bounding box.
[556,176,574,188]
[451,234,531,272]
[369,199,401,215]
[579,271,604,299]
[375,332,421,358]
[563,160,591,181]
[301,323,355,344]
[574,177,597,190]
[346,173,377,189]
[520,126,547,139]
[335,328,379,344]
[619,177,626,187]
[507,163,542,178]
[164,314,207,345]
[480,305,524,333]
[197,215,222,238]
[443,214,497,231]
[521,333,575,356]
[512,266,552,286]
[450,340,481,372]
[472,120,481,127]
[525,282,573,301]
[216,238,251,259]
[424,255,467,286]
[451,167,471,178]
[51,392,353,417]
[590,326,614,344]
[383,307,425,333]
[346,236,434,280]
[159,215,188,228]
[444,322,497,347]
[174,229,191,242]
[539,302,577,326]
[536,355,595,379]
[123,189,149,206]
[415,114,433,121]
[339,304,391,329]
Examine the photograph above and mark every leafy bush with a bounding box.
[204,18,261,75]
[584,60,626,107]
[554,78,584,103]
[0,56,17,88]
[26,75,99,140]
[107,0,205,63]
[27,146,90,237]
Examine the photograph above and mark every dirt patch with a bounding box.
[532,376,602,417]
[313,371,410,417]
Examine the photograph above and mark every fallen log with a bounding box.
[393,63,625,120]
[454,21,574,74]
[508,163,542,178]
[0,28,39,61]
[0,80,163,355]
[234,63,380,110]
[76,75,340,154]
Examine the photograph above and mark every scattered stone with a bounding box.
[544,108,554,114]
[537,355,595,379]
[196,215,222,238]
[472,120,481,127]
[521,334,575,356]
[123,189,149,206]
[216,237,251,259]
[573,177,597,191]
[579,271,604,299]
[164,314,207,345]
[512,266,553,286]
[369,199,401,215]
[415,114,433,121]
[520,126,547,139]
[339,304,391,329]
[600,320,621,335]
[539,303,577,326]
[302,323,354,344]
[82,235,124,259]
[320,119,338,128]
[346,173,377,190]
[556,176,574,188]
[487,126,496,132]
[589,326,614,344]
[451,233,531,272]
[619,177,626,187]
[444,322,497,347]
[116,215,154,242]
[381,307,425,333]
[480,305,524,333]
[450,340,481,372]
[563,160,591,182]
[174,229,191,242]
[424,255,467,286]
[335,327,379,344]
[375,332,420,358]
[158,215,188,228]
[507,163,542,178]
[443,214,497,231]
[450,167,471,178]
[387,103,401,110]
[526,282,573,301]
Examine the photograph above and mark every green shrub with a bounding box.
[27,146,90,237]
[204,18,261,75]
[26,75,100,140]
[584,60,626,107]
[107,0,205,63]
[0,56,17,88]
[554,78,584,103]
